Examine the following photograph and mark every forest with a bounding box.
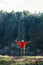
[0,10,43,56]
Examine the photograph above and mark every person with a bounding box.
[15,40,31,56]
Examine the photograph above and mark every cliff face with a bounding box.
[0,11,43,56]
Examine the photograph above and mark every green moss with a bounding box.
[0,56,43,65]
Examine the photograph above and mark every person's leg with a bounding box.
[22,44,25,56]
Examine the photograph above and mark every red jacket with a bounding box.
[17,41,28,48]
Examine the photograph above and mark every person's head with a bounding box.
[21,40,24,42]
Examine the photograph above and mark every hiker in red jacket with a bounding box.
[15,40,31,56]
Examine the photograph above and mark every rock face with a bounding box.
[0,43,20,56]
